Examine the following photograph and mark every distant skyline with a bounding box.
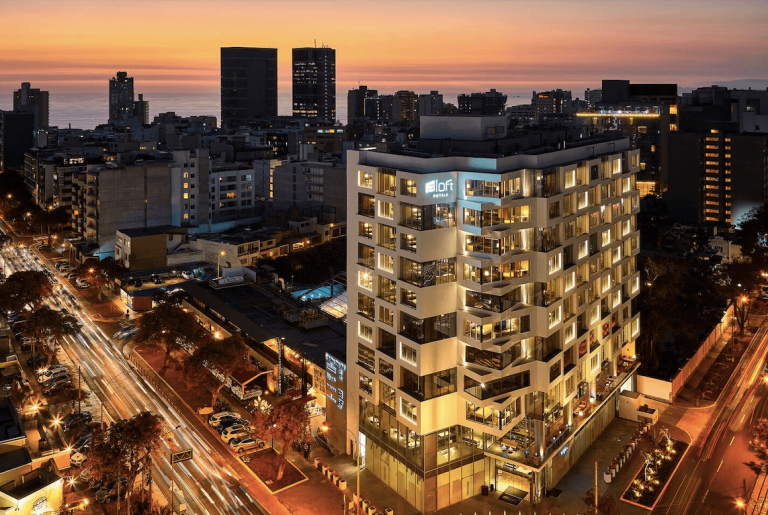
[1,0,766,118]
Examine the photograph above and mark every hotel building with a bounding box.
[346,121,641,512]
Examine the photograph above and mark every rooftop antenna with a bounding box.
[314,39,316,48]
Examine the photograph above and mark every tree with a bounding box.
[715,259,763,335]
[583,488,622,515]
[0,270,52,312]
[182,335,252,409]
[132,303,200,369]
[73,257,126,302]
[84,412,166,515]
[151,288,189,307]
[22,306,81,359]
[250,397,312,481]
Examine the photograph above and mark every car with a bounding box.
[62,411,92,432]
[96,477,128,504]
[150,275,163,285]
[208,411,240,426]
[120,328,138,339]
[70,452,88,467]
[19,342,32,352]
[55,261,70,269]
[112,325,135,339]
[71,435,92,453]
[216,418,246,433]
[222,425,251,443]
[38,245,51,252]
[181,270,194,280]
[43,380,73,395]
[13,332,23,340]
[26,354,45,368]
[39,373,71,386]
[37,368,69,383]
[73,421,103,442]
[76,281,90,289]
[230,437,265,453]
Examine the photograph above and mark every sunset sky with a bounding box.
[1,0,766,112]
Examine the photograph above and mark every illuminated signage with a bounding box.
[325,352,346,410]
[425,178,455,199]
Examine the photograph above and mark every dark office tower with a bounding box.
[109,71,134,120]
[13,82,49,130]
[347,85,377,125]
[221,47,278,128]
[457,89,507,115]
[292,47,336,121]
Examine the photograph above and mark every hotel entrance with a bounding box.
[493,459,532,504]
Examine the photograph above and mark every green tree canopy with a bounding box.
[22,305,81,359]
[0,270,52,312]
[182,335,252,409]
[133,303,201,368]
[250,397,312,480]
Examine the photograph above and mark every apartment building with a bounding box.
[272,157,347,221]
[346,137,641,512]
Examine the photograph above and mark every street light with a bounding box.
[321,422,361,515]
[217,250,225,279]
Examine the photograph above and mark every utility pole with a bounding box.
[595,461,599,514]
[78,366,81,413]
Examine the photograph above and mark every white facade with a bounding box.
[346,140,641,512]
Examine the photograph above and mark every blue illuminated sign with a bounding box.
[325,353,347,410]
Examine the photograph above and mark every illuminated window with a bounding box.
[183,213,189,220]
[226,192,236,199]
[183,182,189,189]
[710,129,719,134]
[183,193,189,199]
[705,153,719,157]
[670,105,678,115]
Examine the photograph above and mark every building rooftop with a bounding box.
[178,281,346,368]
[0,448,31,474]
[118,225,185,238]
[0,399,25,443]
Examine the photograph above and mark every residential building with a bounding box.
[292,47,336,121]
[272,154,347,220]
[577,80,679,196]
[302,122,347,154]
[208,163,260,225]
[133,93,150,125]
[418,91,444,117]
[364,95,395,123]
[584,88,602,109]
[23,149,92,209]
[679,85,768,134]
[458,89,507,116]
[115,225,189,271]
[666,129,767,225]
[347,132,641,512]
[71,162,173,258]
[0,111,34,171]
[13,82,49,130]
[221,47,278,127]
[532,89,572,121]
[347,85,378,125]
[109,71,135,120]
[169,149,211,227]
[393,91,419,123]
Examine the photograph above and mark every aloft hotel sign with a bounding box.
[423,173,457,202]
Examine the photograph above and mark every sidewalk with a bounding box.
[675,323,736,408]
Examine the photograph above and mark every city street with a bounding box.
[0,220,272,515]
[653,318,768,515]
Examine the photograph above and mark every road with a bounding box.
[0,227,267,514]
[653,319,768,515]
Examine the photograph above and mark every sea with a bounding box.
[0,91,300,130]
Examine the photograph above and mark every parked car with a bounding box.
[26,354,45,368]
[38,245,51,252]
[73,421,103,442]
[222,425,251,443]
[72,435,92,453]
[96,477,128,504]
[20,341,32,352]
[150,275,163,285]
[208,411,240,426]
[55,261,70,269]
[62,411,92,432]
[181,270,194,280]
[230,437,264,453]
[132,279,143,287]
[77,281,90,289]
[37,367,69,383]
[70,452,88,467]
[39,373,71,386]
[216,418,247,433]
[43,380,74,396]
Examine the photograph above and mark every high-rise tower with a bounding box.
[292,46,336,121]
[109,72,134,120]
[221,47,278,128]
